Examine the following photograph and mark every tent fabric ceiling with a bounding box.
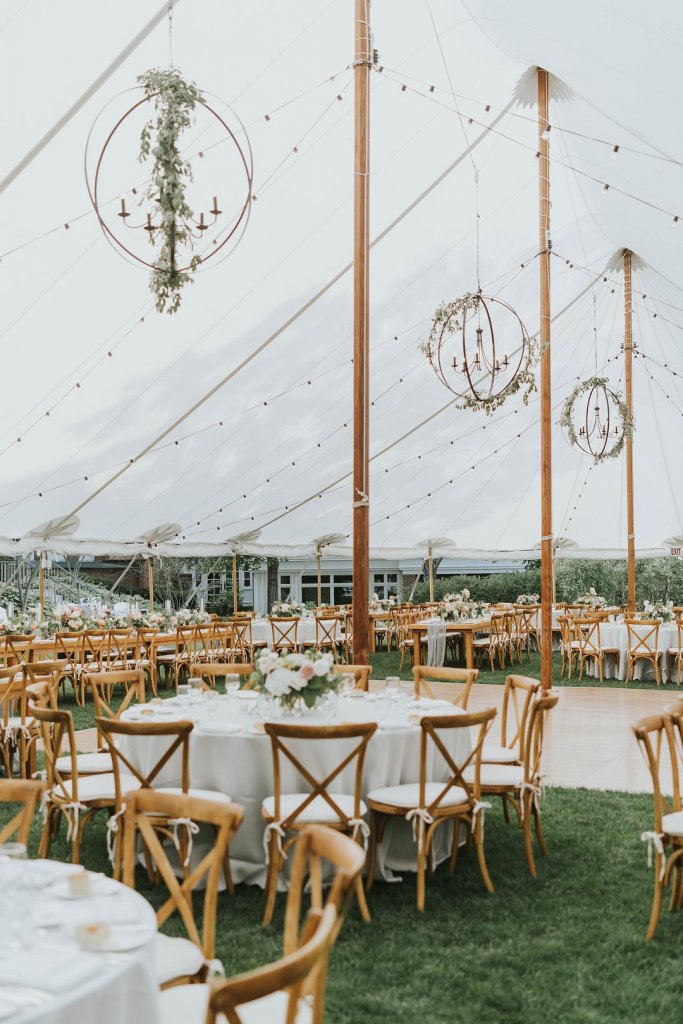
[1,0,681,555]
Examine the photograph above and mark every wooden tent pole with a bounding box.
[317,549,322,607]
[428,546,434,603]
[147,557,154,610]
[232,553,238,615]
[624,248,636,614]
[538,68,553,692]
[352,0,371,664]
[38,551,45,623]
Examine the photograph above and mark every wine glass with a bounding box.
[385,676,400,700]
[224,673,241,697]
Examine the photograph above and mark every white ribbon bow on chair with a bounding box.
[405,808,434,850]
[106,804,127,865]
[349,817,371,850]
[519,777,545,821]
[41,791,88,843]
[470,800,492,836]
[640,831,666,881]
[168,816,200,868]
[263,820,287,864]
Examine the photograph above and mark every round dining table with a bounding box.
[582,620,678,681]
[0,858,159,1024]
[119,689,471,886]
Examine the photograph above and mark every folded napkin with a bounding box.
[0,949,98,994]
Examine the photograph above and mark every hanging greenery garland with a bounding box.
[560,375,634,463]
[420,291,538,414]
[137,68,203,314]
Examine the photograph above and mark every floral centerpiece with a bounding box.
[516,593,539,606]
[2,611,40,635]
[370,593,397,612]
[438,590,487,621]
[574,588,607,609]
[271,596,304,618]
[249,649,341,711]
[56,603,87,631]
[642,600,675,623]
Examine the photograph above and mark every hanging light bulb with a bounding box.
[611,144,619,158]
[541,125,551,141]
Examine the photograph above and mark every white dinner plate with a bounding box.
[51,875,119,900]
[73,926,152,953]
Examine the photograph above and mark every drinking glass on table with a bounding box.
[341,675,355,697]
[190,675,205,701]
[177,682,192,704]
[224,673,241,697]
[385,676,400,699]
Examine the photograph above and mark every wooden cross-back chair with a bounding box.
[412,665,479,707]
[123,789,245,989]
[53,631,83,701]
[31,703,128,864]
[472,692,559,877]
[85,669,146,747]
[3,634,35,667]
[366,707,497,910]
[269,616,300,652]
[106,628,136,672]
[0,665,47,779]
[192,624,216,664]
[189,662,254,690]
[557,614,581,678]
[472,613,509,671]
[224,619,252,662]
[303,616,342,656]
[21,660,61,709]
[626,620,664,684]
[134,627,159,695]
[632,708,683,939]
[156,626,195,687]
[78,629,108,703]
[0,777,45,846]
[262,721,377,927]
[668,620,683,686]
[482,674,541,766]
[335,663,371,692]
[160,903,339,1024]
[575,619,619,682]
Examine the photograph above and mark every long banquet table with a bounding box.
[0,858,159,1024]
[119,688,471,886]
[410,618,491,669]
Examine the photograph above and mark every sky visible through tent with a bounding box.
[1,0,681,554]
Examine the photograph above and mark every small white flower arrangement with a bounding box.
[249,649,342,711]
[642,599,675,623]
[516,594,540,606]
[369,593,397,612]
[438,591,487,622]
[575,588,607,609]
[271,596,304,618]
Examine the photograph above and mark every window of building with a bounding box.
[278,573,292,601]
[372,572,399,599]
[242,569,251,588]
[301,573,331,605]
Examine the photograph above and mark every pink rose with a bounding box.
[300,664,315,681]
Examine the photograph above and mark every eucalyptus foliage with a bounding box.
[560,376,634,463]
[138,68,203,314]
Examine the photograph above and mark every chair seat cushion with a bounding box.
[159,983,312,1024]
[59,773,141,802]
[662,811,683,838]
[156,932,205,985]
[463,764,525,788]
[55,752,113,775]
[157,787,232,804]
[481,744,518,765]
[262,793,365,823]
[366,781,467,809]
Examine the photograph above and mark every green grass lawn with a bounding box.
[7,787,679,1024]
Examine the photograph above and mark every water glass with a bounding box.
[385,676,400,699]
[341,676,355,696]
[177,682,192,704]
[225,673,241,697]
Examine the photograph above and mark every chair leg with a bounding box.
[448,819,460,874]
[416,837,427,911]
[534,806,548,856]
[475,833,494,894]
[502,795,511,825]
[39,806,56,858]
[522,795,537,878]
[365,812,383,893]
[354,873,372,923]
[262,832,282,927]
[645,856,664,940]
[669,863,681,912]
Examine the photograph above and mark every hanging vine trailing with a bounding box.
[560,375,634,463]
[137,67,203,314]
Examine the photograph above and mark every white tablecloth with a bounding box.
[120,693,471,886]
[583,622,678,681]
[0,859,159,1024]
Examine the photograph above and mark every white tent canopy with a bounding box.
[1,0,681,555]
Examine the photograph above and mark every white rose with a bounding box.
[265,668,295,697]
[589,587,596,596]
[287,653,305,668]
[462,589,470,599]
[313,658,331,677]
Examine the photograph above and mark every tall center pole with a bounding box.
[352,0,371,664]
[428,547,434,603]
[38,551,45,623]
[538,68,553,691]
[232,553,238,615]
[317,549,322,607]
[147,557,154,611]
[624,248,636,613]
